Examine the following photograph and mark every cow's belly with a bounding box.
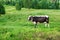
[39,21,45,23]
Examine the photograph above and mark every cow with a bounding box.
[28,15,49,28]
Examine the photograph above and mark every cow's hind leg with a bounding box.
[33,22,37,28]
[35,23,37,28]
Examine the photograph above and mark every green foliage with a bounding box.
[0,3,5,15]
[15,1,22,10]
[5,0,10,5]
[55,0,59,9]
[31,0,39,9]
[0,0,60,9]
[39,0,48,9]
[23,0,31,8]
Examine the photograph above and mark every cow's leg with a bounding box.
[33,22,37,28]
[47,23,49,27]
[34,22,37,28]
[44,22,49,27]
[44,22,47,27]
[45,23,47,27]
[47,21,49,27]
[45,23,50,27]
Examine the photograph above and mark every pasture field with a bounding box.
[0,5,60,40]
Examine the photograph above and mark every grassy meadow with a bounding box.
[0,5,60,40]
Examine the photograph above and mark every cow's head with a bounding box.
[28,16,33,21]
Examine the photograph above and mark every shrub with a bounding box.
[15,1,22,10]
[0,3,5,15]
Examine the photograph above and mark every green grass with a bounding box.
[0,5,60,40]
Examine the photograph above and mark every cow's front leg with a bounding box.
[47,23,49,27]
[44,22,47,27]
[33,22,37,28]
[44,22,49,27]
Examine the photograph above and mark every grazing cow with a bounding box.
[28,15,49,28]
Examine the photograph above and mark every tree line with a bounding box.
[0,0,60,9]
[0,0,60,13]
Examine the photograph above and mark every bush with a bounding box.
[0,3,5,15]
[15,3,21,10]
[15,1,22,10]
